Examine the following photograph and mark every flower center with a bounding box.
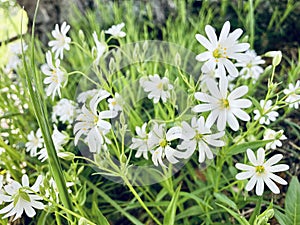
[246,63,253,68]
[93,115,99,124]
[213,45,227,61]
[14,188,31,206]
[159,139,167,147]
[157,82,169,91]
[33,137,39,146]
[220,98,230,109]
[195,132,203,141]
[255,165,265,174]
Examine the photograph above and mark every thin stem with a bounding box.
[123,176,162,225]
[67,71,100,87]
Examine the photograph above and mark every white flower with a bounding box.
[195,21,250,77]
[107,93,123,112]
[235,148,289,196]
[25,129,44,157]
[177,116,225,163]
[48,21,71,59]
[148,123,184,167]
[0,174,44,221]
[4,42,28,72]
[105,22,126,38]
[130,123,149,159]
[253,100,279,125]
[235,50,265,82]
[263,129,287,150]
[42,51,66,100]
[52,98,78,124]
[77,89,99,103]
[192,77,252,131]
[92,31,106,64]
[74,90,117,153]
[140,74,173,104]
[283,80,300,109]
[38,125,68,162]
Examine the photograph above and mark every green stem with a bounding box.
[123,176,162,225]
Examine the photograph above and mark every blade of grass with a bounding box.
[20,0,73,221]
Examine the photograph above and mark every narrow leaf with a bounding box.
[163,184,182,225]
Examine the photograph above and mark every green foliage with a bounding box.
[275,177,300,225]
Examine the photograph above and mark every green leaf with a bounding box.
[91,202,110,225]
[274,210,289,225]
[163,184,182,225]
[227,140,272,155]
[214,192,238,210]
[76,183,87,206]
[216,203,249,225]
[285,176,300,225]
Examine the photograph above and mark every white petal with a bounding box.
[230,99,252,108]
[257,148,265,165]
[219,21,230,42]
[236,171,254,180]
[217,110,227,131]
[223,59,238,77]
[227,111,239,131]
[206,79,221,99]
[268,173,287,185]
[265,154,283,166]
[247,149,258,166]
[166,127,182,141]
[195,92,217,103]
[24,206,36,218]
[196,52,211,62]
[192,104,215,113]
[232,109,250,121]
[255,177,264,196]
[235,163,254,171]
[264,177,280,194]
[269,164,289,173]
[219,77,228,98]
[205,25,218,47]
[195,34,213,50]
[228,86,248,100]
[206,110,219,128]
[22,175,29,187]
[245,175,257,191]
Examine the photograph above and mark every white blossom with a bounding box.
[236,148,289,196]
[107,93,123,112]
[92,31,106,64]
[48,21,71,59]
[140,74,173,104]
[148,123,184,167]
[25,129,44,157]
[178,116,225,163]
[41,51,66,100]
[195,21,250,77]
[253,100,279,125]
[235,50,265,82]
[130,123,149,159]
[263,129,287,150]
[283,80,300,109]
[192,77,252,131]
[74,90,117,153]
[52,98,78,124]
[105,22,126,38]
